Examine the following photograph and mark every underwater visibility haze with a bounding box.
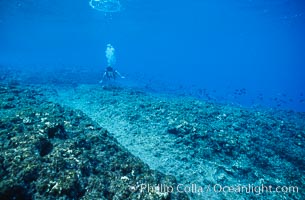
[1,0,305,111]
[1,1,305,200]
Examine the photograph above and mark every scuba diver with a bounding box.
[99,66,125,84]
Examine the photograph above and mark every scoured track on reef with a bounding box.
[46,84,305,200]
[0,83,189,200]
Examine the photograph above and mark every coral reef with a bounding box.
[0,84,188,200]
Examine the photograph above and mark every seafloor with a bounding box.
[0,67,304,200]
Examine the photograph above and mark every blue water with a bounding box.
[1,0,305,111]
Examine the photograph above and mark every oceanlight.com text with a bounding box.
[139,183,299,195]
[213,184,299,195]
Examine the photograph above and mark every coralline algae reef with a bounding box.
[50,84,305,200]
[0,84,188,200]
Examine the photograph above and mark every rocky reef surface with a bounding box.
[0,83,188,200]
[48,84,305,200]
[1,66,304,200]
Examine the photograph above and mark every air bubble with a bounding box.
[89,0,121,13]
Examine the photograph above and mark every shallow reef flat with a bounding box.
[47,84,305,200]
[0,83,189,200]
